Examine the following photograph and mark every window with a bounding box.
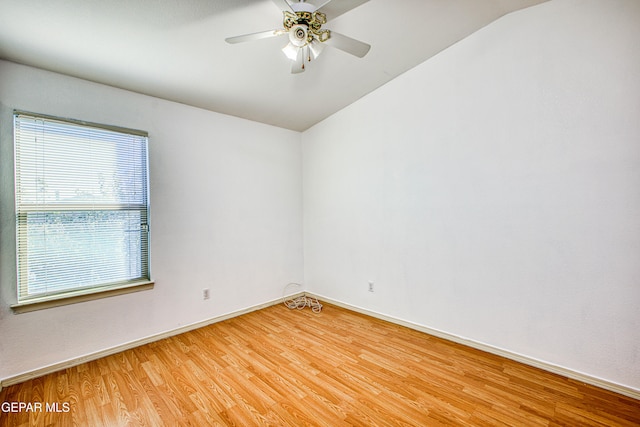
[13,111,151,308]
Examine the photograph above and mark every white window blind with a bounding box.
[14,111,150,304]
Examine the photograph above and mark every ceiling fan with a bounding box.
[225,0,371,74]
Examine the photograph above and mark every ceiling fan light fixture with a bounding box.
[289,24,309,47]
[309,39,324,59]
[282,43,299,61]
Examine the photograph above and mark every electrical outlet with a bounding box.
[203,288,210,300]
[368,281,374,292]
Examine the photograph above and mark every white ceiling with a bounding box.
[0,0,548,131]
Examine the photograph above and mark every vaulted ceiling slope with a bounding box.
[0,0,548,131]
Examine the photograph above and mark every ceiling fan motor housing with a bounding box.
[283,10,329,46]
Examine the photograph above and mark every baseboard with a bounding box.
[3,290,638,402]
[305,292,640,401]
[0,292,303,390]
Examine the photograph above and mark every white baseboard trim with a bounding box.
[305,292,640,401]
[2,290,638,402]
[0,293,302,390]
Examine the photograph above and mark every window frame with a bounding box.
[11,111,153,313]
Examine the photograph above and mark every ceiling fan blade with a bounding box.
[271,0,294,12]
[311,0,333,12]
[225,29,286,44]
[316,0,369,19]
[324,31,370,58]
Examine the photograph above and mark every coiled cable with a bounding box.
[282,283,322,313]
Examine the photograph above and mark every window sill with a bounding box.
[10,281,154,314]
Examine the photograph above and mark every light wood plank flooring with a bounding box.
[1,303,638,426]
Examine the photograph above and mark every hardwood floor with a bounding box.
[1,303,638,426]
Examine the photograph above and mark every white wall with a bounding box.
[0,61,303,380]
[303,0,640,391]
